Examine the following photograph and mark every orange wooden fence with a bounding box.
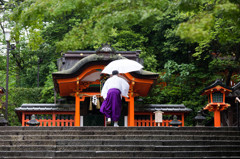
[134,112,184,127]
[22,112,75,126]
[21,111,184,127]
[135,119,172,126]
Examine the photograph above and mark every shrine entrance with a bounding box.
[79,96,127,126]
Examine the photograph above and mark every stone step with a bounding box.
[0,140,240,146]
[0,150,240,158]
[0,135,239,141]
[0,145,240,152]
[0,130,239,136]
[1,157,240,159]
[1,126,239,131]
[0,126,239,158]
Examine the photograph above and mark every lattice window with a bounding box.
[212,92,223,103]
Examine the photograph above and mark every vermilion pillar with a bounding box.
[52,114,56,126]
[75,94,80,126]
[181,114,185,126]
[22,112,25,126]
[214,110,221,127]
[75,94,85,126]
[128,95,135,127]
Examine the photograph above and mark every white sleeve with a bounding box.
[121,79,130,97]
[101,80,108,99]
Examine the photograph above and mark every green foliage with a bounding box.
[139,52,158,72]
[232,74,240,83]
[142,85,165,104]
[110,30,146,51]
[144,60,196,104]
[209,58,238,72]
[11,0,169,51]
[143,10,194,69]
[6,84,57,126]
[7,87,43,126]
[176,0,240,61]
[40,62,58,103]
[162,60,195,83]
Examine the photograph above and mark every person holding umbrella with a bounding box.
[100,70,129,127]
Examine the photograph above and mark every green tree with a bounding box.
[176,0,240,85]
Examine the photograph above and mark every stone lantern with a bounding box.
[169,115,182,127]
[194,111,206,126]
[0,114,8,126]
[201,79,232,127]
[26,114,40,126]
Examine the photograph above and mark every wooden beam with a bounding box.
[71,92,101,97]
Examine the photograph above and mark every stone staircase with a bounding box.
[0,126,240,158]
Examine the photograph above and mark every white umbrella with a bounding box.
[101,59,143,74]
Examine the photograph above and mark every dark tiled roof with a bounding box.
[15,103,192,113]
[58,50,142,71]
[135,104,192,113]
[15,103,75,112]
[54,54,126,76]
[53,53,159,94]
[15,103,75,123]
[201,79,232,94]
[54,53,158,78]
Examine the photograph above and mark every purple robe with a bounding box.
[100,88,122,121]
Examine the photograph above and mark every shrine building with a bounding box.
[15,44,192,127]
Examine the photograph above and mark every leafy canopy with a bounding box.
[176,0,240,59]
[11,0,169,51]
